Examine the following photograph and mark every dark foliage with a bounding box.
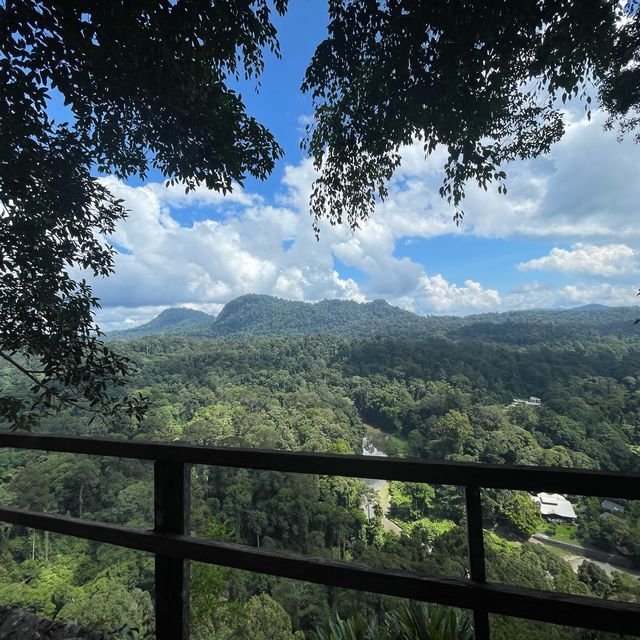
[303,0,639,230]
[0,0,287,428]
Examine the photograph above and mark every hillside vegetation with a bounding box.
[2,301,640,639]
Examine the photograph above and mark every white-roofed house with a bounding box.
[532,492,577,522]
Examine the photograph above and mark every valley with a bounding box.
[1,296,640,639]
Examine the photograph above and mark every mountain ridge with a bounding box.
[107,307,213,340]
[107,294,448,340]
[106,294,639,342]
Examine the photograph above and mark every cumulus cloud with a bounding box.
[143,180,258,209]
[97,175,353,310]
[505,281,637,310]
[382,111,640,243]
[88,106,640,329]
[91,161,500,328]
[411,275,501,314]
[517,243,637,276]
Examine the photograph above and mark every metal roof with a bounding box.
[532,493,577,519]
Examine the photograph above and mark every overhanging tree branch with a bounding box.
[0,0,288,429]
[303,0,639,231]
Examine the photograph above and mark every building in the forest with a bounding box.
[510,396,542,407]
[532,492,577,521]
[601,499,625,515]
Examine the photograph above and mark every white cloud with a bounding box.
[505,281,637,310]
[92,172,369,324]
[144,180,257,208]
[91,160,500,328]
[378,111,640,244]
[517,243,637,276]
[89,105,640,329]
[412,275,501,314]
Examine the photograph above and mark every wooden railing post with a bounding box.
[3,433,640,638]
[154,461,190,640]
[465,485,490,640]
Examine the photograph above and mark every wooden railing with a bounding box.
[1,431,639,639]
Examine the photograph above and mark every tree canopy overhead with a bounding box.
[303,0,640,230]
[2,0,640,428]
[0,0,287,427]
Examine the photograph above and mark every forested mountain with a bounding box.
[108,307,212,340]
[107,294,638,344]
[107,294,449,340]
[3,303,640,639]
[211,295,435,337]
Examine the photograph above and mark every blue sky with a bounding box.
[83,3,640,330]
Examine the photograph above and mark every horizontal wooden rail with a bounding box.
[2,431,640,499]
[1,505,639,636]
[2,430,640,639]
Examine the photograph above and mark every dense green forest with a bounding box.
[2,298,640,639]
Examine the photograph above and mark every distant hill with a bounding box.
[448,305,639,344]
[570,303,611,312]
[106,294,639,343]
[107,307,212,340]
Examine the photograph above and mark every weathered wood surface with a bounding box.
[0,505,639,636]
[0,607,105,640]
[154,461,190,640]
[465,485,490,640]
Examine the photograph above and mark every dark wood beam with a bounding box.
[465,485,490,640]
[1,431,640,499]
[0,506,638,637]
[154,461,190,640]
